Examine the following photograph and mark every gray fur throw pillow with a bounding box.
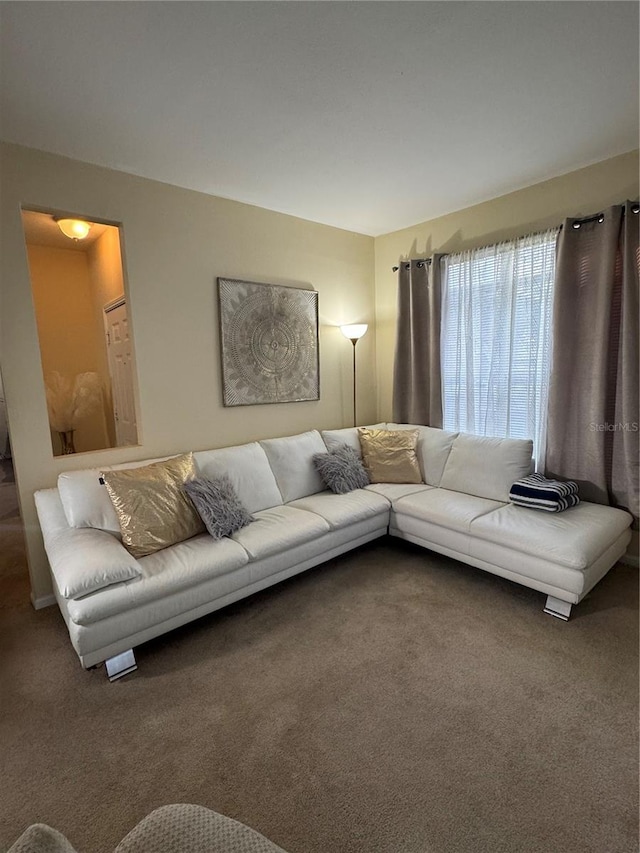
[184,475,253,540]
[313,444,370,494]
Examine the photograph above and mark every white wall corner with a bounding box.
[619,553,639,570]
[31,591,56,610]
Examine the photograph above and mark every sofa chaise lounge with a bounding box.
[34,425,633,678]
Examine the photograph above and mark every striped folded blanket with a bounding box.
[509,473,580,512]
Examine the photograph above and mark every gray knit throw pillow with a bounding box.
[184,475,253,540]
[313,444,370,494]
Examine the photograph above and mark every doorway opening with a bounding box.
[0,364,28,591]
[21,209,140,456]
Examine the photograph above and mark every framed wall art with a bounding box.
[217,278,320,406]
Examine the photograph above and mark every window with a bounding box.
[441,229,558,468]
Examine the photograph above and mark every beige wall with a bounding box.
[26,245,110,453]
[374,149,640,421]
[88,226,125,308]
[1,143,375,603]
[87,226,125,445]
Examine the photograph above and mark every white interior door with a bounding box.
[104,299,138,446]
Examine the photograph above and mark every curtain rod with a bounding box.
[391,202,640,269]
[565,202,639,230]
[392,258,431,272]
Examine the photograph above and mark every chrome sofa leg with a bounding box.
[543,595,572,621]
[105,649,137,681]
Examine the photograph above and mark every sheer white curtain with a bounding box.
[441,229,558,468]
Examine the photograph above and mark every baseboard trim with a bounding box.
[31,592,57,610]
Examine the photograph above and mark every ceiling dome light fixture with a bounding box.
[56,218,92,241]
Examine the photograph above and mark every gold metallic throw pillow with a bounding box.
[357,428,423,484]
[102,453,205,558]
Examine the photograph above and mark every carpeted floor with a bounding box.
[1,518,638,853]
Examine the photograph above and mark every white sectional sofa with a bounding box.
[34,425,633,678]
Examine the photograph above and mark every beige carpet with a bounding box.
[1,520,638,853]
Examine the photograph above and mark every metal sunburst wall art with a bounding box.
[218,278,320,406]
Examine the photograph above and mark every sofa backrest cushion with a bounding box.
[440,433,534,502]
[321,424,386,457]
[260,430,328,502]
[194,442,282,514]
[58,456,175,533]
[386,424,458,486]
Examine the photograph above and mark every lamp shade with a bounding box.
[340,323,368,341]
[56,218,92,241]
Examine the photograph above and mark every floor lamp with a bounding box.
[340,324,368,427]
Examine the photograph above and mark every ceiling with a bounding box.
[1,2,638,237]
[21,210,109,251]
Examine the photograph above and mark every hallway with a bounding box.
[0,456,30,602]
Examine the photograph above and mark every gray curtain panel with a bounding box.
[392,256,443,427]
[545,202,639,521]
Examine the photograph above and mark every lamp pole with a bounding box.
[340,324,368,428]
[350,336,358,427]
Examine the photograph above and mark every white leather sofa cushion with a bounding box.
[469,501,633,571]
[389,513,473,557]
[63,518,389,660]
[260,430,327,502]
[386,424,458,486]
[46,528,142,599]
[231,505,330,560]
[36,486,80,537]
[194,442,282,514]
[246,516,387,585]
[66,534,249,626]
[365,483,432,501]
[289,489,389,530]
[394,487,504,533]
[440,433,533,502]
[321,424,386,457]
[35,487,144,601]
[468,535,631,599]
[58,456,175,533]
[64,563,255,657]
